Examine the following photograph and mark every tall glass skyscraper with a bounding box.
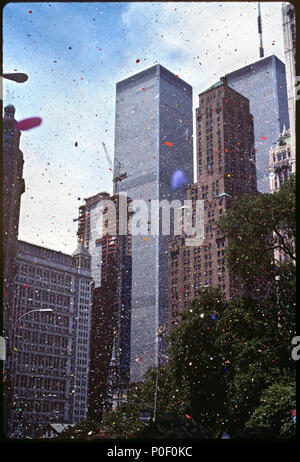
[114,64,193,383]
[226,55,289,193]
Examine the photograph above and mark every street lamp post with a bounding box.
[2,73,28,83]
[3,308,53,437]
[153,326,167,423]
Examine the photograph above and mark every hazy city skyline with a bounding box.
[3,2,285,254]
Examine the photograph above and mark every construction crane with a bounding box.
[102,142,113,169]
[102,142,127,192]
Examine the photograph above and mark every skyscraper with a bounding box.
[282,2,296,162]
[114,64,194,383]
[168,76,257,329]
[8,241,92,437]
[3,105,25,338]
[77,192,132,418]
[226,55,289,193]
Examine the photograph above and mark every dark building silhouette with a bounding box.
[77,193,132,420]
[168,77,258,329]
[3,104,25,338]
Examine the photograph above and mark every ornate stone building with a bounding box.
[3,104,25,338]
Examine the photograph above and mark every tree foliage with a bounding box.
[218,173,295,286]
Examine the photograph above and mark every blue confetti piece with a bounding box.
[171,169,187,190]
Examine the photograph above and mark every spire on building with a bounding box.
[109,333,117,367]
[282,124,287,136]
[257,2,264,58]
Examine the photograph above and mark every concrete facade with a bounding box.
[8,241,92,437]
[168,77,257,329]
[3,105,25,339]
[282,2,296,162]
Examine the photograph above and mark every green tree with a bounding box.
[218,173,295,287]
[245,378,296,438]
[168,287,230,436]
[216,290,296,435]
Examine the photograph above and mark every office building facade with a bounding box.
[8,241,92,437]
[269,125,295,264]
[282,2,296,161]
[269,125,294,194]
[226,55,289,193]
[168,77,257,329]
[77,193,132,418]
[114,64,194,382]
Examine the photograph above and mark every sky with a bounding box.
[3,2,285,254]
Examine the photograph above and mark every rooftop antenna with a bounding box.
[257,1,264,58]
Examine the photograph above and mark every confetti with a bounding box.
[165,141,173,147]
[262,136,267,140]
[14,117,42,131]
[171,169,187,190]
[136,59,140,63]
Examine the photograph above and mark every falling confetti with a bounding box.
[171,169,187,190]
[14,117,42,131]
[165,141,173,146]
[262,136,267,140]
[136,59,140,63]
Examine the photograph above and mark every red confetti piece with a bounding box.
[136,59,140,63]
[23,284,27,288]
[185,414,191,419]
[165,141,173,147]
[14,117,42,131]
[175,75,179,78]
[262,136,267,140]
[142,87,145,90]
[29,11,32,14]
